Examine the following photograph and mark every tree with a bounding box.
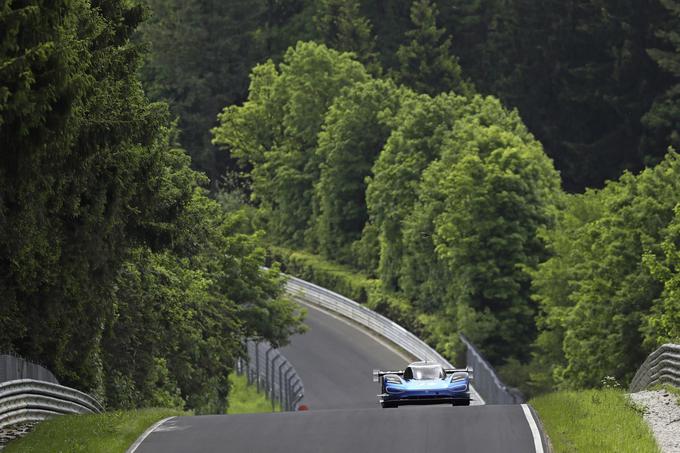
[532,152,680,388]
[394,0,470,96]
[213,42,368,247]
[314,79,407,263]
[643,0,680,154]
[643,204,680,346]
[0,0,304,410]
[313,0,380,72]
[366,92,472,289]
[400,98,560,362]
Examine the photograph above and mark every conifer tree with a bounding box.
[395,0,470,96]
[643,0,680,151]
[313,0,380,73]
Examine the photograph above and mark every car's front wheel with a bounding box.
[381,401,398,408]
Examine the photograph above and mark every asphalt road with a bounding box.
[135,405,539,453]
[134,303,546,453]
[280,302,410,410]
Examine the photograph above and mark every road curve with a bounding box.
[280,302,410,410]
[134,302,547,453]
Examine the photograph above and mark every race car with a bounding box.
[373,361,472,408]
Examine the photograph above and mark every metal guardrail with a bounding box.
[284,275,493,404]
[237,340,304,411]
[630,343,680,392]
[459,334,524,404]
[0,354,58,384]
[0,379,103,429]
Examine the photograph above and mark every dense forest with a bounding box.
[1,0,679,410]
[0,0,303,412]
[140,0,680,193]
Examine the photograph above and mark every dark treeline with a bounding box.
[0,0,303,412]
[141,0,679,192]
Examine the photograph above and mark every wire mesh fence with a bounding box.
[236,340,304,412]
[459,335,524,404]
[0,354,58,385]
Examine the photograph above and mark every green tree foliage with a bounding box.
[0,0,303,411]
[103,149,303,411]
[643,205,680,345]
[400,97,560,362]
[139,0,316,188]
[139,0,260,187]
[394,0,470,96]
[366,93,470,288]
[313,0,379,72]
[532,152,680,388]
[213,42,368,247]
[314,79,406,264]
[0,0,160,393]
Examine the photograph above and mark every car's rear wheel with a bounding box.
[381,401,398,408]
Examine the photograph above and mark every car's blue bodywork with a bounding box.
[374,362,471,408]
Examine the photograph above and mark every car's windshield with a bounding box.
[412,365,444,380]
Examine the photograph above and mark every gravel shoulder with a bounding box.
[629,390,680,453]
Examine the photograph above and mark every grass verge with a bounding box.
[226,372,281,414]
[4,408,185,453]
[530,389,659,453]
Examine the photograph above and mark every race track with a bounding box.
[133,301,547,453]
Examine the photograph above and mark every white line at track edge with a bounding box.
[521,404,544,453]
[126,416,176,453]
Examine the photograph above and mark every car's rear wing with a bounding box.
[445,367,474,380]
[372,369,404,382]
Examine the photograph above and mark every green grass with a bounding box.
[530,389,659,453]
[4,408,185,453]
[6,374,279,452]
[226,372,281,414]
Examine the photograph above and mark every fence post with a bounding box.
[278,362,287,410]
[265,347,272,397]
[270,355,281,411]
[283,367,293,410]
[255,341,260,393]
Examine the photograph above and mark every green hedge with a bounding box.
[269,246,422,336]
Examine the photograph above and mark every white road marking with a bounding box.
[521,404,544,453]
[126,416,176,453]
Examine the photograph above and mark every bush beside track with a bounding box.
[269,246,423,338]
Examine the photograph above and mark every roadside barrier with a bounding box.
[0,379,103,429]
[630,343,680,392]
[459,334,524,404]
[237,340,304,411]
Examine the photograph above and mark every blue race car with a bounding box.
[373,361,472,408]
